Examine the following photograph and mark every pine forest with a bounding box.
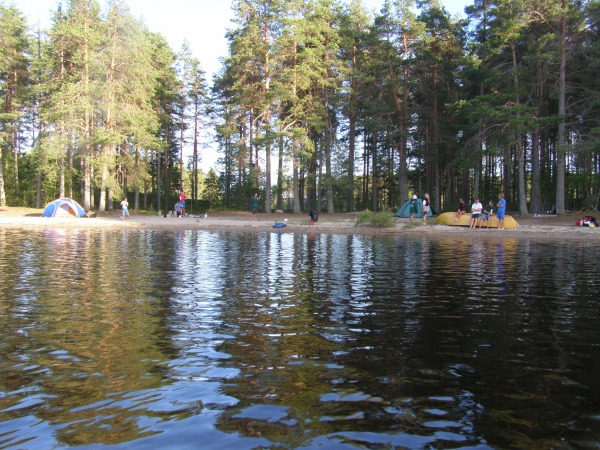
[0,0,598,216]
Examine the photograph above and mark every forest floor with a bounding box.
[1,206,599,240]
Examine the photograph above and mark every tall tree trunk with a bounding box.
[35,28,42,208]
[348,46,357,212]
[397,65,409,206]
[59,158,65,198]
[134,146,140,211]
[265,121,271,213]
[371,131,378,211]
[348,104,356,212]
[12,124,19,202]
[363,134,369,210]
[391,40,410,207]
[82,33,92,211]
[555,0,567,214]
[83,148,92,210]
[431,61,440,211]
[67,140,73,198]
[292,142,301,214]
[530,130,543,213]
[276,135,283,210]
[249,110,256,187]
[510,42,528,216]
[179,100,185,192]
[315,137,321,212]
[325,130,334,213]
[263,19,272,214]
[517,140,528,215]
[156,149,162,213]
[99,150,109,211]
[193,104,199,202]
[473,79,485,199]
[530,58,545,214]
[0,152,5,206]
[143,148,148,210]
[163,129,171,213]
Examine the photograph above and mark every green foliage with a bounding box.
[354,210,395,228]
[203,168,222,207]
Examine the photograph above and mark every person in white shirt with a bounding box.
[422,193,430,223]
[470,197,483,229]
[120,198,129,220]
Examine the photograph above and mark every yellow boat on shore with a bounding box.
[434,212,519,229]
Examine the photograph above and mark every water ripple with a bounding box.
[0,230,599,448]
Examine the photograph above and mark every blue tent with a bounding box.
[42,198,86,218]
[394,198,435,218]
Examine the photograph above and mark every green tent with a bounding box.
[394,198,435,218]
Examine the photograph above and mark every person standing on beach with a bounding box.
[179,191,186,217]
[409,195,418,222]
[251,192,259,221]
[470,197,482,229]
[496,193,506,229]
[120,198,129,220]
[422,193,430,223]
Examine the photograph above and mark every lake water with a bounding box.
[1,228,599,449]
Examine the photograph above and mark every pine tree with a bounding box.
[42,0,104,211]
[0,4,30,206]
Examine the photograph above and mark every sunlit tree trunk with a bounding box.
[0,154,5,206]
[292,144,301,214]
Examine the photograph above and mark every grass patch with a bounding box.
[403,221,424,230]
[355,210,395,228]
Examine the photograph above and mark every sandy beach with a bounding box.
[0,207,599,240]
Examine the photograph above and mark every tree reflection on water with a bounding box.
[0,229,599,449]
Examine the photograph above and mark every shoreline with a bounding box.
[1,207,599,240]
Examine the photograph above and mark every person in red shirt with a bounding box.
[179,191,187,217]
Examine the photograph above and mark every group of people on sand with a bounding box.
[409,193,431,223]
[120,190,188,220]
[455,193,507,229]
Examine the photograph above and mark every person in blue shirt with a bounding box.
[496,193,506,229]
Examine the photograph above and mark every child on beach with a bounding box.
[496,193,506,229]
[470,198,483,229]
[455,198,466,221]
[479,200,494,229]
[409,195,418,222]
[120,198,129,220]
[422,193,430,222]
